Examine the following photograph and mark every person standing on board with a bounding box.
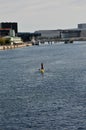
[41,63,44,69]
[40,63,44,73]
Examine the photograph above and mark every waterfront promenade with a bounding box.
[0,43,32,50]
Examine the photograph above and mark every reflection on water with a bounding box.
[0,43,86,130]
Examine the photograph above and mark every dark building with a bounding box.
[18,32,41,42]
[0,22,18,35]
[0,28,10,37]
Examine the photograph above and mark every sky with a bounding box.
[0,0,86,32]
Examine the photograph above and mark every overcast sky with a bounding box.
[0,0,86,32]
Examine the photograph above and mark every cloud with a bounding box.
[0,0,86,32]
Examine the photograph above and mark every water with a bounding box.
[0,43,86,130]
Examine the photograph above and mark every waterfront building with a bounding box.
[61,23,86,39]
[9,29,23,45]
[1,22,86,43]
[10,37,23,45]
[0,22,18,35]
[77,23,86,38]
[0,28,10,37]
[35,30,61,38]
[35,23,86,40]
[61,29,81,39]
[18,32,41,42]
[80,30,86,37]
[9,29,15,37]
[78,23,86,29]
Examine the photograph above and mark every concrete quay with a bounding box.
[0,43,32,50]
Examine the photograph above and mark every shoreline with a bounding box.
[0,43,32,50]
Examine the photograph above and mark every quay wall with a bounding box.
[0,43,32,50]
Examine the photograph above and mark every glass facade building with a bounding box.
[0,22,18,35]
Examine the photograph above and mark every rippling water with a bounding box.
[0,43,86,130]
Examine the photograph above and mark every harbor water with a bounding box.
[0,42,86,130]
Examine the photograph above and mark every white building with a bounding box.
[10,37,23,45]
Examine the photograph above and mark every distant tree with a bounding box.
[0,37,10,45]
[0,38,5,45]
[5,38,10,45]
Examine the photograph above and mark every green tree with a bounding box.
[0,37,10,45]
